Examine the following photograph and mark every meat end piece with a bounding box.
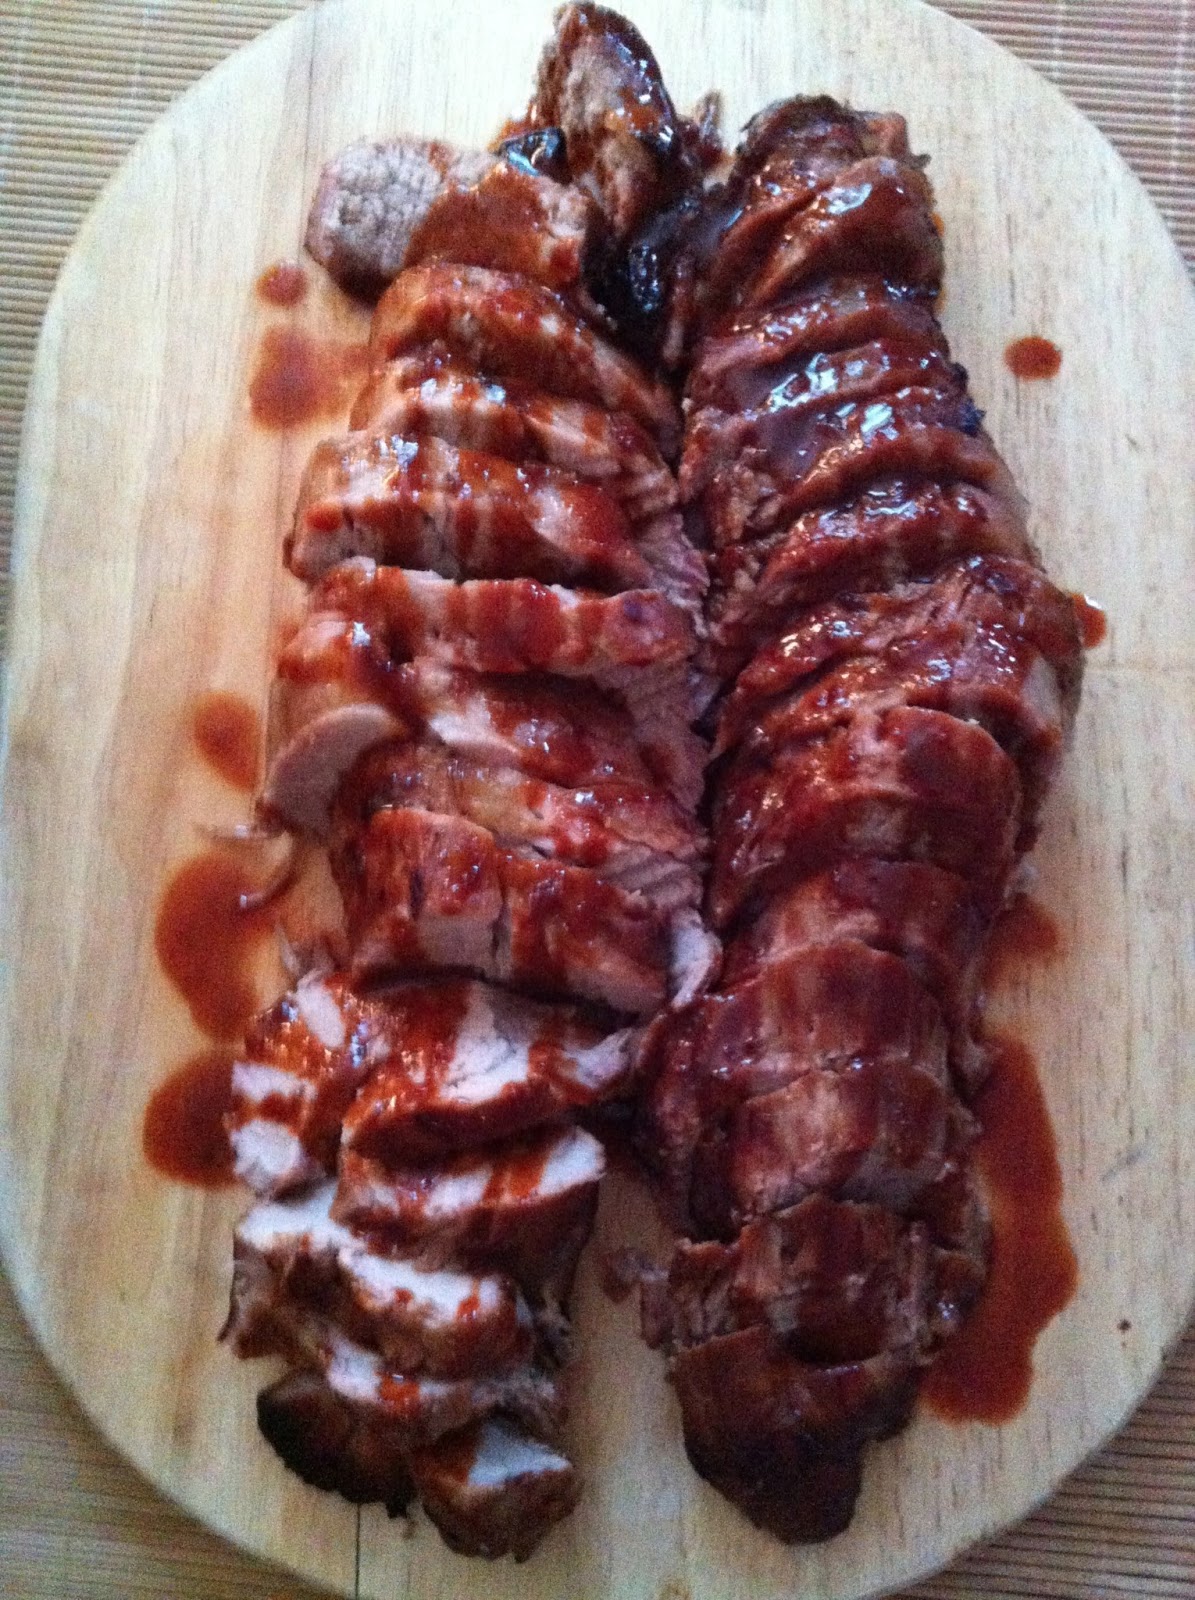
[669,1325,919,1542]
[256,1369,414,1514]
[534,3,698,238]
[333,1125,605,1295]
[305,138,495,296]
[409,1417,580,1560]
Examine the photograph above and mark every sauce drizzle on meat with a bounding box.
[143,1049,238,1187]
[192,690,261,791]
[1004,336,1062,380]
[922,1033,1078,1422]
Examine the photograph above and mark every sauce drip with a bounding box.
[192,690,261,791]
[249,327,369,429]
[922,1033,1078,1423]
[154,850,277,1039]
[982,894,1063,990]
[256,260,308,307]
[1071,593,1107,649]
[142,1049,238,1187]
[1004,336,1062,380]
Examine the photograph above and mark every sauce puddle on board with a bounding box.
[249,326,369,429]
[925,893,1077,1422]
[256,259,308,307]
[922,1033,1078,1423]
[192,690,261,791]
[153,849,277,1040]
[143,1049,239,1187]
[1004,335,1062,380]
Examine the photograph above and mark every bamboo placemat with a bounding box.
[0,3,1192,1597]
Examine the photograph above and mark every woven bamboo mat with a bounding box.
[0,3,1192,1596]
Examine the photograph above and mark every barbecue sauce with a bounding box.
[250,327,369,429]
[981,894,1062,989]
[192,690,261,791]
[256,260,308,307]
[153,850,277,1039]
[1004,336,1062,380]
[142,1049,238,1186]
[922,1033,1077,1423]
[1072,593,1107,649]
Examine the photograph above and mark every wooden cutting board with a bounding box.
[2,0,1193,1595]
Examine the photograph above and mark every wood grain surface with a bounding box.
[1,1,1194,1597]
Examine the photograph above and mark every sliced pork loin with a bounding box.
[333,1125,606,1294]
[349,361,678,520]
[228,972,382,1197]
[226,1181,533,1379]
[708,706,1023,929]
[229,972,635,1195]
[368,264,681,449]
[640,1194,981,1362]
[254,1310,565,1451]
[409,1416,580,1561]
[401,158,600,291]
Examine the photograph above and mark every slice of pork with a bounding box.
[333,1125,606,1293]
[225,1181,532,1379]
[305,138,495,295]
[303,559,695,682]
[369,264,680,448]
[402,158,600,291]
[333,805,671,1015]
[264,652,698,837]
[331,740,704,910]
[228,972,385,1197]
[288,431,651,591]
[340,979,635,1163]
[409,1417,580,1561]
[349,363,677,520]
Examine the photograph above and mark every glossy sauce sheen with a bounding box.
[154,850,276,1039]
[256,260,308,306]
[922,1033,1078,1422]
[142,1050,238,1186]
[1004,336,1062,380]
[250,327,369,429]
[192,690,261,791]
